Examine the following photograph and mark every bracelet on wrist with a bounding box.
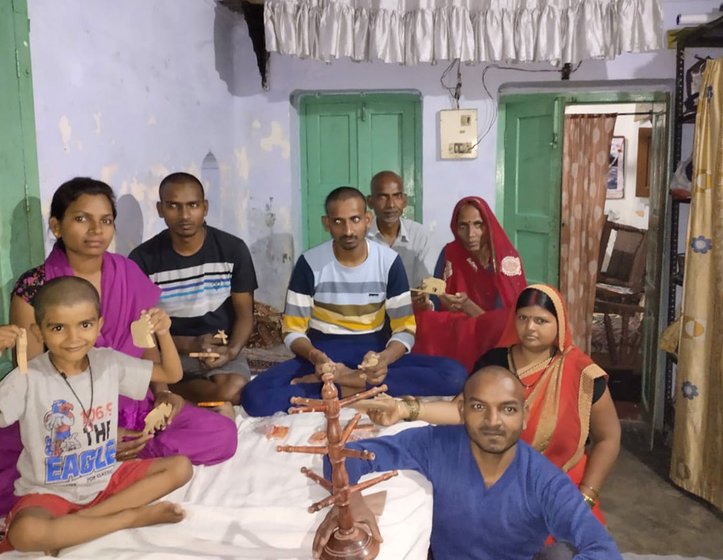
[581,492,596,508]
[401,396,421,422]
[579,483,600,499]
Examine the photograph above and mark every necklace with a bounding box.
[50,356,95,434]
[508,346,555,389]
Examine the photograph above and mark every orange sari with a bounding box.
[497,284,607,523]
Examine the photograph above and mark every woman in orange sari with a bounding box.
[365,284,620,522]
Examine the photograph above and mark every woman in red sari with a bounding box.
[367,284,621,522]
[413,196,527,371]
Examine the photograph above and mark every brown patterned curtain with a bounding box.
[670,59,723,511]
[559,114,617,352]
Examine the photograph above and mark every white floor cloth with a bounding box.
[2,409,432,559]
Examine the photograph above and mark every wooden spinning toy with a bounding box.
[130,314,155,348]
[143,402,172,435]
[277,369,397,560]
[357,353,379,370]
[16,328,28,374]
[189,351,221,359]
[412,276,446,296]
[213,330,228,345]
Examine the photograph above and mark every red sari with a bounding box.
[497,284,607,523]
[413,197,526,371]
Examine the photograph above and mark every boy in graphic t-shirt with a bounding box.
[0,276,192,554]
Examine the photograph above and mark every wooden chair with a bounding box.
[593,219,647,369]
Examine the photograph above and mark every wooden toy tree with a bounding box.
[277,369,397,560]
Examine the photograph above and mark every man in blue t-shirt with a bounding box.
[314,366,623,560]
[130,172,257,406]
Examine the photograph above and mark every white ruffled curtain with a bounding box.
[264,0,663,65]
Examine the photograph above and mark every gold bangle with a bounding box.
[401,396,421,422]
[581,493,596,508]
[579,483,600,499]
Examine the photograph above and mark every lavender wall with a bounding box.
[27,0,722,307]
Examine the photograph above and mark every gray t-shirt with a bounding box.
[0,347,152,504]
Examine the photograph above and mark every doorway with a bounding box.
[296,91,422,249]
[497,86,671,434]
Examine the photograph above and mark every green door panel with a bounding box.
[299,93,422,250]
[0,0,43,377]
[499,95,562,286]
[303,102,360,247]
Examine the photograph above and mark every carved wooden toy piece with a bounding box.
[189,352,221,359]
[214,330,228,345]
[143,402,172,435]
[357,353,379,370]
[412,276,447,295]
[130,313,155,348]
[16,328,28,374]
[277,374,397,560]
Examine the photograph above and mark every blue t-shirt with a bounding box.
[328,425,621,560]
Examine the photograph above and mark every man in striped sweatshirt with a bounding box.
[242,187,466,417]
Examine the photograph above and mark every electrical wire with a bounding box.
[469,61,583,151]
[440,58,462,109]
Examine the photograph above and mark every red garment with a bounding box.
[0,459,153,552]
[442,197,527,308]
[413,197,526,371]
[497,284,607,523]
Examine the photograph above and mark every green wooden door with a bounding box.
[498,94,562,286]
[299,93,422,249]
[0,0,44,377]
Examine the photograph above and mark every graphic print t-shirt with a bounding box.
[0,348,151,504]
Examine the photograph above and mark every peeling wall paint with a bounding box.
[26,0,715,310]
[259,122,290,160]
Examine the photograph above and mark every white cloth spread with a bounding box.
[0,410,432,559]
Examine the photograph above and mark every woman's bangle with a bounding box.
[581,492,596,508]
[401,396,421,422]
[579,483,600,499]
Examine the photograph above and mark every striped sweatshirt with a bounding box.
[283,240,416,351]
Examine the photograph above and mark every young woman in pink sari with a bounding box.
[1,177,237,515]
[413,196,527,371]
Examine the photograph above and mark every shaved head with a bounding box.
[33,276,101,325]
[460,365,527,457]
[464,365,525,401]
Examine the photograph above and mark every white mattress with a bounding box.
[3,410,433,559]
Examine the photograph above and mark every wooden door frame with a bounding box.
[496,83,673,433]
[293,90,423,250]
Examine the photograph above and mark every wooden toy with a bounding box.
[16,328,27,374]
[214,330,228,345]
[358,353,379,370]
[130,314,155,348]
[277,373,396,560]
[189,352,221,359]
[411,276,446,296]
[143,402,172,435]
[265,425,289,440]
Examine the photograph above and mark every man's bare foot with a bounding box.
[132,502,185,528]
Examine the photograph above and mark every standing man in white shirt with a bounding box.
[366,171,433,288]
